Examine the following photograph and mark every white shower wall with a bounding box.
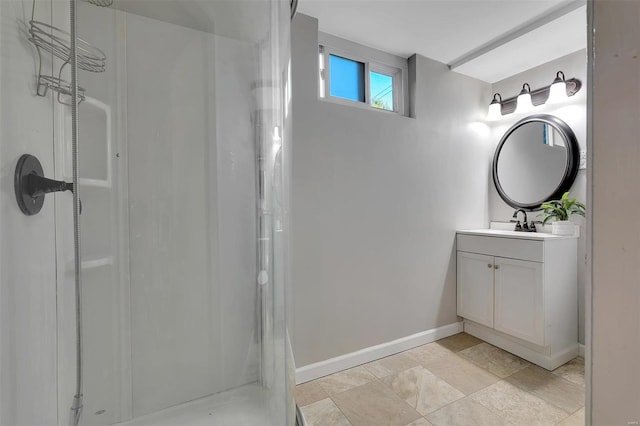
[126,13,224,417]
[0,1,60,425]
[126,11,258,417]
[54,4,259,424]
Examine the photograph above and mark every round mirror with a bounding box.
[493,114,579,210]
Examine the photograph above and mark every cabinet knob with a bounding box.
[494,265,500,270]
[488,264,493,268]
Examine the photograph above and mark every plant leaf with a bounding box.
[539,192,585,222]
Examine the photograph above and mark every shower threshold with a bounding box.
[117,384,275,426]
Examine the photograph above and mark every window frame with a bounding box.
[318,34,407,116]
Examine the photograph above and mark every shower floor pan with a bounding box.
[117,384,275,426]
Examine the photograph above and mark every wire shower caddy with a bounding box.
[27,1,107,105]
[87,0,113,6]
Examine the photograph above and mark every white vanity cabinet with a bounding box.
[494,257,544,346]
[457,252,495,329]
[456,230,578,370]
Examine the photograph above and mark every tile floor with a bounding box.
[296,333,585,426]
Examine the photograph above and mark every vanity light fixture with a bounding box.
[546,71,569,105]
[486,71,582,121]
[514,83,534,114]
[486,93,503,121]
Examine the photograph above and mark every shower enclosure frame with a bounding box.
[49,0,295,424]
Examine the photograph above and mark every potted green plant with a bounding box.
[540,192,586,235]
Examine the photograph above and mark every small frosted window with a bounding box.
[370,71,393,111]
[329,54,365,102]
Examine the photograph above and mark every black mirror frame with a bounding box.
[492,114,580,210]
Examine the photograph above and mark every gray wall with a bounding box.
[489,50,587,344]
[291,14,491,367]
[591,1,640,424]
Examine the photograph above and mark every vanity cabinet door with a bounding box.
[494,257,544,346]
[457,252,494,328]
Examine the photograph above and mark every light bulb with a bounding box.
[546,71,568,105]
[514,83,534,114]
[486,93,502,121]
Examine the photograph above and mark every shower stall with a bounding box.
[0,0,295,424]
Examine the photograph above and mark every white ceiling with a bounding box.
[297,0,587,83]
[111,0,270,42]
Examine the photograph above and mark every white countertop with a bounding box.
[457,229,578,240]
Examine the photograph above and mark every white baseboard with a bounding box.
[295,322,463,384]
[579,343,585,358]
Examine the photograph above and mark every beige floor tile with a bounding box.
[317,365,376,396]
[332,381,422,426]
[296,380,330,407]
[471,380,568,425]
[404,342,453,365]
[308,336,584,426]
[425,397,511,426]
[381,366,465,415]
[403,418,434,426]
[434,333,483,352]
[458,343,530,378]
[422,353,500,395]
[301,398,352,426]
[553,357,585,387]
[506,365,585,414]
[557,407,585,426]
[364,352,420,378]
